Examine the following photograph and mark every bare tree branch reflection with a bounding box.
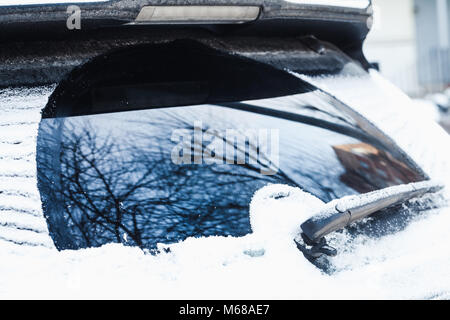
[44,112,288,250]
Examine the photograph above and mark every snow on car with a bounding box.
[0,0,449,299]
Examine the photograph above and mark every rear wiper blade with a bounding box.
[297,180,444,259]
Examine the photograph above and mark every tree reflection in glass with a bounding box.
[37,103,423,251]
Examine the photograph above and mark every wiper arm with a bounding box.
[300,180,443,243]
[295,181,444,262]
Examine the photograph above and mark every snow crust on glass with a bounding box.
[0,87,54,248]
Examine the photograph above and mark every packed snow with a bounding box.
[1,70,450,299]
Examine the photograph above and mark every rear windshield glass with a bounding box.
[37,91,425,250]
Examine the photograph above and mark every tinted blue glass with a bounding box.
[37,93,424,250]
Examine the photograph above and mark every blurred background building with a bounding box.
[364,0,450,97]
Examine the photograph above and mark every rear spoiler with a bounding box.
[0,1,372,32]
[0,1,373,87]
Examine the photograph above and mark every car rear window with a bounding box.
[37,91,425,250]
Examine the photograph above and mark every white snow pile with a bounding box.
[0,86,54,248]
[2,183,450,299]
[1,70,450,299]
[249,185,324,241]
[410,99,442,123]
[0,185,328,299]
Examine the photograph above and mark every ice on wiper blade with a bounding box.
[297,180,444,253]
